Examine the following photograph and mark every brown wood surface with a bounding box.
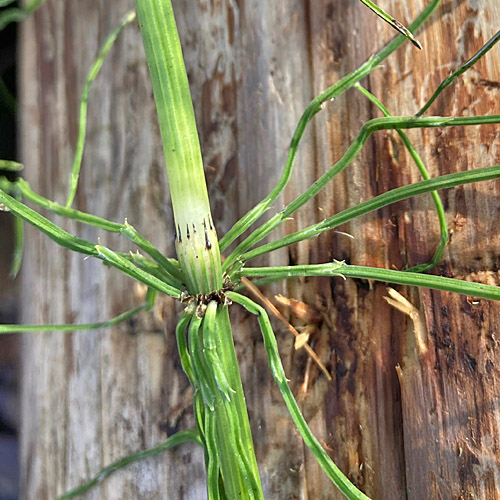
[19,1,500,499]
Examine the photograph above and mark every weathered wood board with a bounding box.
[20,1,500,499]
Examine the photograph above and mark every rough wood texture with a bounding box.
[20,1,500,499]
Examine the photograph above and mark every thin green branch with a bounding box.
[175,313,196,387]
[354,83,448,271]
[0,189,181,297]
[3,177,184,285]
[66,10,136,208]
[357,0,421,48]
[0,160,23,171]
[223,114,500,274]
[227,292,371,500]
[238,263,500,302]
[0,0,46,30]
[0,303,148,335]
[240,166,500,263]
[417,29,500,116]
[0,188,99,255]
[95,245,181,298]
[219,0,442,252]
[56,429,202,500]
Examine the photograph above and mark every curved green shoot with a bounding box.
[0,189,181,296]
[0,302,149,335]
[223,114,500,274]
[56,429,202,500]
[204,408,222,500]
[3,177,184,284]
[175,313,196,387]
[240,166,500,263]
[135,0,222,295]
[219,0,442,252]
[227,292,371,500]
[357,0,421,48]
[189,313,216,410]
[356,83,448,271]
[0,0,46,30]
[238,263,500,302]
[417,29,500,116]
[0,160,22,171]
[66,10,136,208]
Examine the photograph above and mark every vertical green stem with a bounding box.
[136,3,263,498]
[135,0,222,294]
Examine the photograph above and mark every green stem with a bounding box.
[223,114,500,273]
[354,83,448,272]
[56,429,202,500]
[240,166,500,263]
[135,0,222,294]
[238,263,500,302]
[219,0,442,252]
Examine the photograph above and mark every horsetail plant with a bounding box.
[1,0,500,499]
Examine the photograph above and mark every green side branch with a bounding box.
[223,114,500,273]
[238,263,500,302]
[1,177,184,286]
[240,165,500,263]
[417,29,500,116]
[227,292,372,500]
[66,10,136,208]
[56,429,202,500]
[0,189,181,298]
[219,0,442,252]
[0,303,148,335]
[354,83,448,272]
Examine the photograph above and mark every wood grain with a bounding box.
[20,1,500,499]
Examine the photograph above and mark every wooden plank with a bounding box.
[19,1,500,499]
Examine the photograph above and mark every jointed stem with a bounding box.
[0,303,149,335]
